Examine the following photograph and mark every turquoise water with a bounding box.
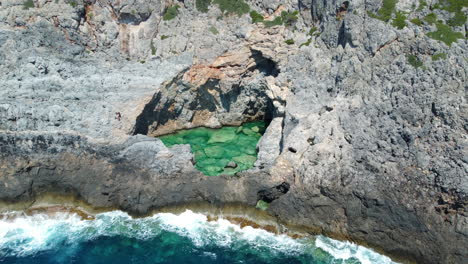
[159,122,265,176]
[0,210,398,264]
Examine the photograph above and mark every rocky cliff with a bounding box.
[0,0,466,263]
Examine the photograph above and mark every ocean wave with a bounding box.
[0,210,398,263]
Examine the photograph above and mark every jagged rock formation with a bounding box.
[0,0,466,263]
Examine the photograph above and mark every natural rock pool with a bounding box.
[159,122,266,176]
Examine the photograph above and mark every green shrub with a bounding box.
[284,39,295,45]
[263,16,283,27]
[308,27,319,36]
[407,55,423,68]
[432,53,447,61]
[392,11,407,29]
[262,11,299,27]
[160,35,170,40]
[299,38,312,48]
[424,13,437,24]
[256,200,269,211]
[417,0,427,11]
[23,0,34,9]
[213,0,250,17]
[432,0,468,26]
[369,0,398,22]
[69,1,77,7]
[150,40,156,55]
[427,22,464,46]
[447,11,467,27]
[280,10,299,26]
[438,0,468,13]
[410,18,423,26]
[250,10,264,23]
[163,5,179,21]
[209,26,219,34]
[196,0,212,13]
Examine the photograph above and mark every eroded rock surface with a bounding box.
[0,0,467,263]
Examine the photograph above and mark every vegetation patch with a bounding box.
[284,39,295,45]
[433,0,468,27]
[407,55,423,68]
[263,16,283,27]
[250,10,264,23]
[163,5,179,21]
[447,11,467,27]
[432,53,447,61]
[280,10,300,26]
[410,18,423,26]
[256,200,270,211]
[196,0,212,13]
[209,26,219,35]
[417,0,427,11]
[150,40,156,55]
[392,11,407,29]
[299,39,312,48]
[213,0,250,17]
[427,22,464,46]
[23,0,34,9]
[308,27,319,36]
[424,13,437,24]
[263,11,299,27]
[368,0,398,22]
[160,35,170,40]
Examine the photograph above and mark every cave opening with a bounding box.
[131,50,281,175]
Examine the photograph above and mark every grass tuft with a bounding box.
[196,0,212,13]
[424,13,437,24]
[280,10,299,26]
[308,27,319,36]
[392,11,407,29]
[410,17,423,26]
[427,22,464,46]
[209,26,219,35]
[250,10,264,23]
[284,39,295,45]
[432,53,447,61]
[163,5,179,21]
[447,11,467,27]
[213,0,250,17]
[150,40,156,55]
[299,38,312,48]
[263,16,283,27]
[23,0,34,9]
[368,0,398,22]
[417,0,427,11]
[407,55,423,68]
[256,200,269,211]
[262,11,299,27]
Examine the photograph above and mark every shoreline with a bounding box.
[0,193,411,264]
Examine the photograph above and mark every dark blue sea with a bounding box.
[0,210,397,264]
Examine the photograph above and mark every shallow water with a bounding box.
[0,210,398,264]
[159,122,266,176]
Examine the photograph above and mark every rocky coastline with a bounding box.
[0,0,466,263]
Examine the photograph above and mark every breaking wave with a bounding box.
[0,210,398,264]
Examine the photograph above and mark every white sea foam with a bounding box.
[315,236,398,264]
[0,210,399,263]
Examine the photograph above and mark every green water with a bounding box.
[159,122,266,176]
